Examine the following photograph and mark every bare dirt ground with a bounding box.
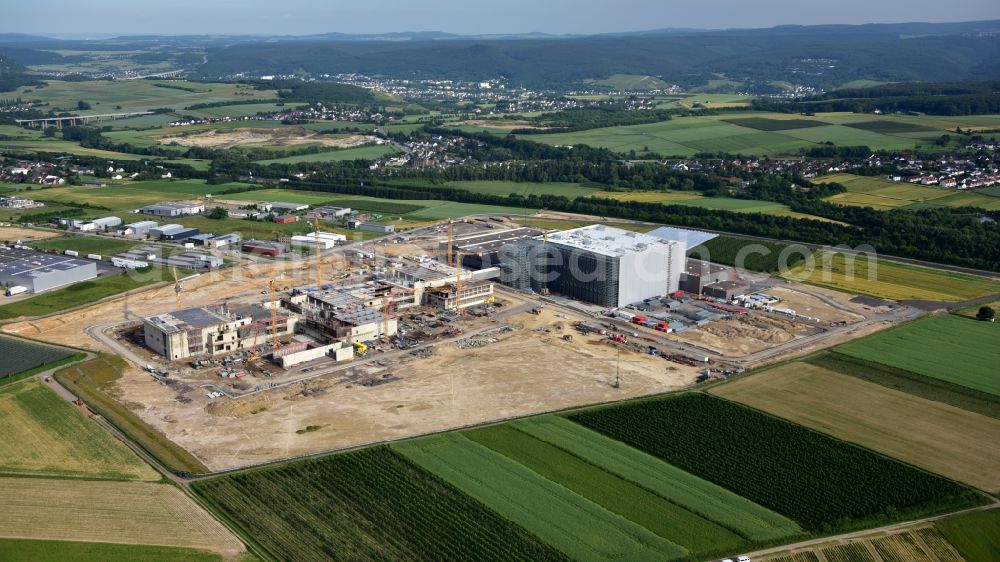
[116,308,697,471]
[7,269,697,471]
[767,285,867,324]
[157,127,381,150]
[672,314,821,356]
[0,226,61,242]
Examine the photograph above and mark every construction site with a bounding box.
[0,215,907,471]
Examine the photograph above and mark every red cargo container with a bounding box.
[631,315,648,324]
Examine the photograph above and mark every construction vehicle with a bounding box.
[352,341,368,354]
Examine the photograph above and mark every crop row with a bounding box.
[509,416,801,542]
[568,394,977,531]
[0,336,75,378]
[193,446,567,562]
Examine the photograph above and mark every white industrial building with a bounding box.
[290,231,346,251]
[502,225,685,307]
[118,220,159,237]
[0,247,98,294]
[79,216,122,232]
[140,201,205,217]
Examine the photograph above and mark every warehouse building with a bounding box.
[150,224,200,241]
[142,304,298,360]
[269,202,310,212]
[118,220,159,237]
[140,201,205,217]
[310,206,352,219]
[290,231,346,251]
[501,225,685,307]
[0,247,98,294]
[349,221,395,234]
[79,216,122,232]
[242,240,284,257]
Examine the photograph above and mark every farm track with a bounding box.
[743,502,1000,560]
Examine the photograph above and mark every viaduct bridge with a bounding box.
[15,111,155,128]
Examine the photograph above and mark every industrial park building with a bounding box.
[79,216,122,232]
[0,247,98,293]
[143,305,298,360]
[501,225,685,307]
[118,220,159,237]
[150,224,200,241]
[140,202,205,217]
[290,231,346,251]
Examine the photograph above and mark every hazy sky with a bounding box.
[6,0,1000,36]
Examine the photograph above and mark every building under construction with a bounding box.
[500,225,685,307]
[441,226,544,270]
[142,304,298,360]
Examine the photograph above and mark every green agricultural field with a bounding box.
[0,80,276,115]
[0,139,145,160]
[804,352,1000,420]
[688,235,808,273]
[817,174,1000,210]
[591,74,671,90]
[0,335,77,380]
[0,539,223,562]
[569,394,979,532]
[28,180,238,213]
[30,236,138,257]
[844,120,939,134]
[510,416,801,542]
[935,509,1000,562]
[256,143,401,164]
[448,181,599,198]
[394,433,686,561]
[0,378,159,480]
[193,446,568,562]
[519,112,953,156]
[513,217,652,233]
[837,314,1000,397]
[185,102,304,119]
[712,362,1000,491]
[465,424,746,557]
[782,253,999,302]
[722,117,828,131]
[55,356,209,475]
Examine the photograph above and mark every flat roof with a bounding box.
[0,247,95,279]
[647,226,716,248]
[145,306,231,334]
[143,201,201,210]
[547,225,678,258]
[685,258,730,276]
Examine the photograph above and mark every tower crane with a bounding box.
[313,215,322,290]
[268,280,280,347]
[171,267,182,309]
[447,220,454,267]
[454,251,463,313]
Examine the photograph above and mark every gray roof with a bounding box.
[0,247,94,279]
[548,225,679,257]
[647,226,716,248]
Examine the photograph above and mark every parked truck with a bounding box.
[5,285,27,297]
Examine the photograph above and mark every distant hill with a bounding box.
[194,21,1000,88]
[0,54,40,92]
